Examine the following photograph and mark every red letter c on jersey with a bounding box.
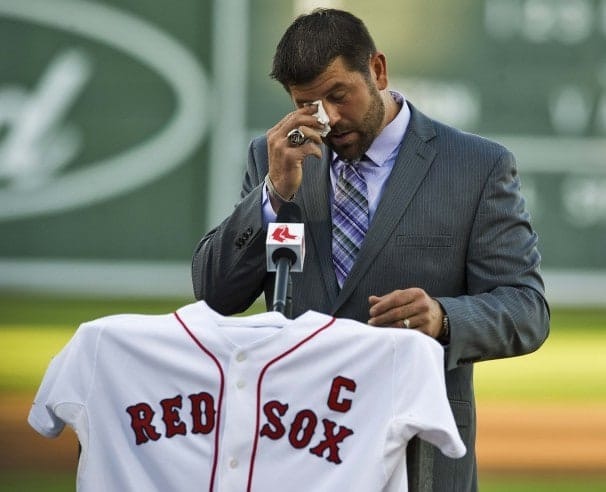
[327,376,356,413]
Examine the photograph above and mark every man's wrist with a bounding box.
[265,174,296,204]
[437,313,450,344]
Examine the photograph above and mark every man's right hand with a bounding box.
[266,104,326,208]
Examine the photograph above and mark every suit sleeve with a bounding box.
[437,149,550,370]
[191,137,271,315]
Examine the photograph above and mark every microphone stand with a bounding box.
[272,253,294,316]
[285,275,293,319]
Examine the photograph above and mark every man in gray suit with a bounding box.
[192,8,549,491]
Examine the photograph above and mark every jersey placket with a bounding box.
[215,348,258,490]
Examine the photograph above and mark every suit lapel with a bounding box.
[334,106,438,311]
[299,147,339,304]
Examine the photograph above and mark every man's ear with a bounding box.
[370,52,388,91]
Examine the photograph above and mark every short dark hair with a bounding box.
[270,8,377,91]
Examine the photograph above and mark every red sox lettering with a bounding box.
[126,392,216,444]
[125,375,356,464]
[259,375,355,464]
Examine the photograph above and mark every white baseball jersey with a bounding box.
[29,301,465,492]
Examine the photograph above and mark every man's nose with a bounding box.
[322,101,341,127]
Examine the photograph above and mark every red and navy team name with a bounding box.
[126,375,356,465]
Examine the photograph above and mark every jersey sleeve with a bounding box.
[27,322,100,439]
[389,332,466,459]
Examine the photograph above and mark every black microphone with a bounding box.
[266,202,305,316]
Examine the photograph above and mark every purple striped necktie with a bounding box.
[332,159,369,288]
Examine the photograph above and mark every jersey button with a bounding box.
[236,380,246,389]
[236,352,247,362]
[229,458,239,469]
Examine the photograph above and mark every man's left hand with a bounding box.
[368,288,444,339]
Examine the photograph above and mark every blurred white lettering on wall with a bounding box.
[0,49,91,189]
[484,0,596,44]
[0,0,209,221]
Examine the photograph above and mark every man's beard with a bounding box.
[326,84,385,162]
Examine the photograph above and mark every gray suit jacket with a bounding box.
[192,103,550,491]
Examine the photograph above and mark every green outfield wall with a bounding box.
[1,0,605,303]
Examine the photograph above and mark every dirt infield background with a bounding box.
[3,393,605,475]
[477,402,606,474]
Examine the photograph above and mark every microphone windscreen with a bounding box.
[276,202,302,224]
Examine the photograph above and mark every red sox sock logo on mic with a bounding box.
[271,224,298,242]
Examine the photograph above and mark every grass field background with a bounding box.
[1,295,605,491]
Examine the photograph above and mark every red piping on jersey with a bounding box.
[174,311,224,492]
[246,316,337,492]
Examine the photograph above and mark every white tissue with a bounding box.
[311,100,331,137]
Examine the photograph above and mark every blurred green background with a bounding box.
[1,0,605,490]
[1,0,605,302]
